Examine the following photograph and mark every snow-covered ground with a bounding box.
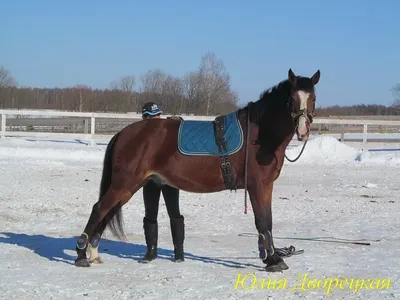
[0,135,399,300]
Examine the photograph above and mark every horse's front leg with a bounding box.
[248,182,289,272]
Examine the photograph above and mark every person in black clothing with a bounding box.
[140,102,185,263]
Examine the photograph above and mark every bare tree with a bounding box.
[161,74,184,114]
[110,75,136,93]
[0,66,17,87]
[73,84,92,112]
[121,76,135,93]
[197,51,233,115]
[392,83,400,107]
[182,71,201,113]
[139,69,169,108]
[181,53,238,115]
[110,75,137,111]
[138,69,185,113]
[139,69,169,94]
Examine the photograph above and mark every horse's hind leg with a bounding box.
[86,205,120,264]
[75,186,134,267]
[87,178,150,264]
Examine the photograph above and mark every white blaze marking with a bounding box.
[297,91,310,135]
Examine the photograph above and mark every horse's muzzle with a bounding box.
[296,117,311,141]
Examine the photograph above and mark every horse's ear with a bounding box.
[288,69,297,87]
[311,70,320,85]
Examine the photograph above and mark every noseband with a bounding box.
[287,95,315,129]
[291,108,314,126]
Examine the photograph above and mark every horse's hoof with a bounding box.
[89,257,103,264]
[278,261,289,270]
[75,258,90,267]
[265,261,289,272]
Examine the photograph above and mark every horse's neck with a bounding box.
[280,131,295,150]
[255,111,295,149]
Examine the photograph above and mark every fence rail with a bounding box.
[1,109,400,145]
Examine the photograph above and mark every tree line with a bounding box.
[0,52,239,116]
[1,53,399,117]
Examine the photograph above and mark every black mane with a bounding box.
[238,79,292,124]
[233,71,318,164]
[238,76,314,124]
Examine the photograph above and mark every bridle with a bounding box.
[284,93,315,162]
[291,108,314,136]
[287,90,316,132]
[291,108,314,124]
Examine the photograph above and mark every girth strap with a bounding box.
[214,116,236,190]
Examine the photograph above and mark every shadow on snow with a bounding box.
[0,232,265,270]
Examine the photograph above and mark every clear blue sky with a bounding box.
[1,0,399,108]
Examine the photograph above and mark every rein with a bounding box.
[243,110,250,214]
[284,108,313,163]
[284,139,308,162]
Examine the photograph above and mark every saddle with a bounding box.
[177,111,244,191]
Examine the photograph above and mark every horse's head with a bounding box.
[287,69,320,141]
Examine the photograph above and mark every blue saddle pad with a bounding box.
[178,111,244,156]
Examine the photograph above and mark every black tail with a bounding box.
[97,132,127,241]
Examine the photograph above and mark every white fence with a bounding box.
[1,109,400,145]
[0,109,218,145]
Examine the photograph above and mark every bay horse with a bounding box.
[74,68,321,272]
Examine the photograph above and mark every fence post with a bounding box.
[1,114,6,139]
[363,124,368,144]
[83,119,89,134]
[89,116,96,146]
[340,124,345,142]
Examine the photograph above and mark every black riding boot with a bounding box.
[142,217,158,263]
[170,216,185,262]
